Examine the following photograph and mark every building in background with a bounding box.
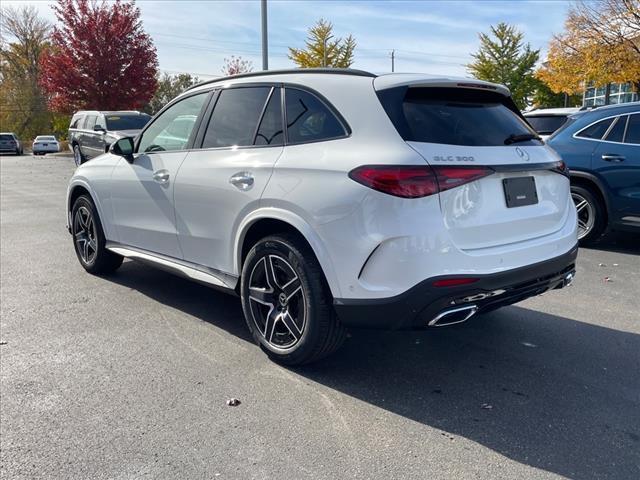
[583,82,638,107]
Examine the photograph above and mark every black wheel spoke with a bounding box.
[265,255,280,288]
[282,276,302,302]
[281,310,302,338]
[248,286,276,306]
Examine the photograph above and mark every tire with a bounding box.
[73,144,84,166]
[71,195,123,274]
[240,233,346,365]
[571,184,605,246]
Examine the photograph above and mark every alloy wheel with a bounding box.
[73,146,82,166]
[73,206,98,264]
[247,254,306,350]
[572,191,594,240]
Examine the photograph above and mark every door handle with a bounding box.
[152,169,170,184]
[602,154,625,162]
[229,171,254,191]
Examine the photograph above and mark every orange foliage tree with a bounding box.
[538,0,640,94]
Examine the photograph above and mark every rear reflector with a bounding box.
[432,277,479,288]
[349,165,494,198]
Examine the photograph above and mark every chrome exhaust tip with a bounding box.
[428,305,478,327]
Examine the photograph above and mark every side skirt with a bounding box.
[106,243,239,294]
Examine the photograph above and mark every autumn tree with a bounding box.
[144,72,199,114]
[537,0,640,95]
[222,55,253,76]
[0,6,52,141]
[467,23,540,109]
[40,0,158,113]
[288,19,356,68]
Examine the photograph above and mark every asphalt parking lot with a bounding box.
[1,153,639,480]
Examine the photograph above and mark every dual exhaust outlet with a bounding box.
[428,271,575,327]
[428,305,478,327]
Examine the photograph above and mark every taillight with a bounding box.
[550,160,569,177]
[348,165,493,198]
[433,166,494,193]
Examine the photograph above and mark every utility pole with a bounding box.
[261,0,268,70]
[390,49,395,72]
[323,35,333,68]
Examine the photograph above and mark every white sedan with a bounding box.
[32,136,60,155]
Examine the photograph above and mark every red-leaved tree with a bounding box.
[40,0,158,113]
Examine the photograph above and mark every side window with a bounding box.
[70,115,83,129]
[624,114,640,144]
[576,117,614,140]
[202,87,271,148]
[84,115,97,130]
[95,115,106,130]
[285,88,346,144]
[604,116,627,143]
[138,92,208,153]
[255,88,283,146]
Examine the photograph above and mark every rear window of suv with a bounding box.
[526,115,569,135]
[378,87,538,146]
[105,114,151,131]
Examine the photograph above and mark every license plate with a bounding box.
[503,176,538,208]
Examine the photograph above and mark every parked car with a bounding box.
[524,107,580,140]
[68,110,151,166]
[0,133,23,155]
[66,69,577,365]
[32,135,60,155]
[547,102,640,244]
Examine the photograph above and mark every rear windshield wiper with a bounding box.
[504,133,541,145]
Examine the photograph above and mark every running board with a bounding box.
[106,244,238,290]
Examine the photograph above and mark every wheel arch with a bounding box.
[234,209,342,298]
[67,181,106,234]
[570,171,610,226]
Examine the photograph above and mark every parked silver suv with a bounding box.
[68,110,150,165]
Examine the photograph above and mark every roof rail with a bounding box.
[186,68,377,91]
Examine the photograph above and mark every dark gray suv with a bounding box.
[68,110,150,165]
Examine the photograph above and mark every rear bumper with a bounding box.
[333,244,578,329]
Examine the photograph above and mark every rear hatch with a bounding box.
[376,83,571,251]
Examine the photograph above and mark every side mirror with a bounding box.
[94,125,105,132]
[110,137,135,162]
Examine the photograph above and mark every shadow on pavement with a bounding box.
[107,261,639,480]
[586,230,640,255]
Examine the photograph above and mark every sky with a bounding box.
[3,0,573,80]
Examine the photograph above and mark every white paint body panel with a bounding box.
[67,71,578,302]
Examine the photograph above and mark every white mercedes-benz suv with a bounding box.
[66,69,578,365]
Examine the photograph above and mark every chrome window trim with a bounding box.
[572,111,640,146]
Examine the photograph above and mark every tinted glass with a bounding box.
[400,88,534,146]
[285,88,345,144]
[70,115,83,128]
[138,92,208,153]
[605,116,627,142]
[36,136,56,141]
[84,115,97,130]
[625,114,640,144]
[526,115,568,135]
[0,134,14,141]
[255,88,283,146]
[202,87,271,148]
[576,118,614,139]
[105,114,151,131]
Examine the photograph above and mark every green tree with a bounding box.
[467,23,540,109]
[143,73,199,115]
[0,6,52,141]
[288,19,356,68]
[531,81,582,109]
